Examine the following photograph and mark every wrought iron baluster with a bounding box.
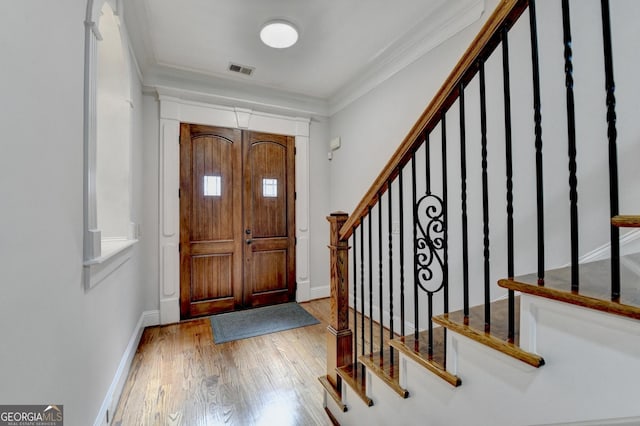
[601,0,620,300]
[441,113,449,362]
[414,133,445,345]
[428,293,433,356]
[388,179,394,364]
[562,0,580,292]
[502,26,516,341]
[425,132,431,194]
[441,114,449,316]
[459,82,470,321]
[411,152,419,341]
[360,217,365,355]
[480,59,491,331]
[378,195,384,358]
[368,207,374,354]
[529,0,545,286]
[353,228,358,357]
[399,166,406,336]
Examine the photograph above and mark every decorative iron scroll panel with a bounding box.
[415,192,445,295]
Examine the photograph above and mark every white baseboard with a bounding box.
[310,285,330,300]
[575,229,640,264]
[349,296,418,337]
[142,310,160,328]
[93,310,160,426]
[531,416,640,426]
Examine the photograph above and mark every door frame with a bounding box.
[157,96,311,324]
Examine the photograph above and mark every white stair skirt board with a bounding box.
[325,295,640,426]
[567,229,640,266]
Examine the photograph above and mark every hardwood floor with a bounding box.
[112,299,333,426]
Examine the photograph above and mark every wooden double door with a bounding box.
[179,124,296,319]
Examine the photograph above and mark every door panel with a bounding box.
[251,250,287,293]
[243,131,296,307]
[249,142,287,237]
[180,124,243,318]
[190,133,235,241]
[190,254,233,301]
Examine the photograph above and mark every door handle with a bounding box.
[246,239,252,245]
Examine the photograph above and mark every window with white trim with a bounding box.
[83,0,137,287]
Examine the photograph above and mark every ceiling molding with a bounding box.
[121,0,156,76]
[327,0,485,115]
[148,68,329,117]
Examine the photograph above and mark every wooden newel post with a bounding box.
[326,211,353,389]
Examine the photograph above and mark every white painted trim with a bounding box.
[520,293,640,337]
[84,0,137,280]
[563,229,640,266]
[83,242,136,289]
[296,281,311,303]
[84,3,100,262]
[92,310,159,426]
[157,96,311,324]
[310,285,330,301]
[84,239,138,266]
[160,297,180,325]
[147,79,329,118]
[530,417,640,426]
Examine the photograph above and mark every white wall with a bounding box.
[0,2,150,425]
[141,94,161,308]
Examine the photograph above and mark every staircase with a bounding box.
[319,0,640,424]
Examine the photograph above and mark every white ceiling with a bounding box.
[125,0,485,115]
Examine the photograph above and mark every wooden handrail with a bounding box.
[339,0,529,241]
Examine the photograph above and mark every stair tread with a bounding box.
[499,253,640,320]
[440,297,520,344]
[336,363,373,407]
[358,349,409,398]
[612,215,640,228]
[390,328,461,387]
[433,297,545,368]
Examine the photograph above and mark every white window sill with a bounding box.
[84,238,138,265]
[83,238,138,289]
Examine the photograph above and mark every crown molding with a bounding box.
[144,65,330,117]
[327,0,485,115]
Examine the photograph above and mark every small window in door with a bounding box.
[263,178,278,197]
[204,175,222,196]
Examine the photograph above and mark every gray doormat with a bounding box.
[209,302,320,344]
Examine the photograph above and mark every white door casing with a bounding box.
[158,95,311,324]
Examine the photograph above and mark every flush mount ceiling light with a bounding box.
[260,20,298,49]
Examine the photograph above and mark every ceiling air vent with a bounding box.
[228,63,255,76]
